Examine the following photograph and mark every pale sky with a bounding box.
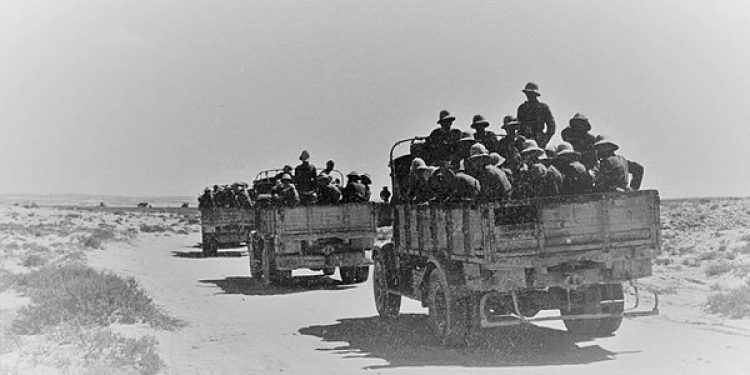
[1,0,749,198]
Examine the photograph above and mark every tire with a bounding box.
[248,235,263,278]
[202,235,218,257]
[373,257,401,318]
[339,266,357,284]
[355,266,369,282]
[322,267,335,276]
[427,268,469,346]
[561,283,624,337]
[269,266,292,285]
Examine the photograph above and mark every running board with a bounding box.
[479,283,659,329]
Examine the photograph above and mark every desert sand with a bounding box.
[2,198,750,374]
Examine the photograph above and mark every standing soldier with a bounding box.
[426,110,463,164]
[294,150,317,204]
[591,137,644,192]
[517,82,556,148]
[470,114,499,153]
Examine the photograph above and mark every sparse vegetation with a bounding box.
[139,223,168,233]
[706,279,750,318]
[705,261,733,277]
[12,264,181,335]
[21,254,47,268]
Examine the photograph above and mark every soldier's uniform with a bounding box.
[517,82,556,148]
[552,142,593,195]
[513,140,552,199]
[316,175,342,204]
[496,117,527,162]
[342,172,369,203]
[294,150,317,200]
[272,174,300,206]
[591,138,644,192]
[427,165,455,203]
[470,115,500,153]
[479,165,512,201]
[427,110,462,163]
[198,188,215,209]
[451,171,481,201]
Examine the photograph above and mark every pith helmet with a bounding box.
[347,170,360,178]
[457,132,475,144]
[437,110,456,124]
[593,136,619,152]
[489,152,506,166]
[470,114,490,129]
[469,143,489,157]
[283,165,293,172]
[555,142,581,160]
[360,173,372,185]
[502,116,521,129]
[299,150,310,161]
[569,113,592,132]
[520,139,545,157]
[522,82,541,96]
[410,157,427,172]
[281,173,293,181]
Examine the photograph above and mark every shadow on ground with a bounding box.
[171,250,246,258]
[199,275,356,296]
[299,314,619,369]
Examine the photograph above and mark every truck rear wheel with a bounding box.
[427,268,468,347]
[561,283,624,337]
[202,235,218,257]
[373,255,400,318]
[248,235,263,279]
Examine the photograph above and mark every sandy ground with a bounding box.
[83,232,750,375]
[2,199,750,374]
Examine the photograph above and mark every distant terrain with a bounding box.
[0,193,195,208]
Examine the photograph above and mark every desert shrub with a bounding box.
[75,328,164,375]
[705,261,733,277]
[697,251,720,261]
[139,224,168,233]
[78,228,116,249]
[653,257,671,266]
[706,280,750,318]
[12,264,180,334]
[734,242,750,255]
[22,254,48,268]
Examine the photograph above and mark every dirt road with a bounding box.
[88,233,750,375]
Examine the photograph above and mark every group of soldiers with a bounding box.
[270,150,374,206]
[198,183,255,209]
[401,82,644,203]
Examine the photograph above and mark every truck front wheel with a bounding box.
[373,258,400,318]
[427,268,469,346]
[561,283,624,337]
[340,266,369,284]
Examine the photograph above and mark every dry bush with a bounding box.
[12,264,181,335]
[138,224,168,233]
[697,251,720,261]
[705,261,733,277]
[706,279,750,318]
[66,327,164,375]
[21,254,48,268]
[77,228,117,249]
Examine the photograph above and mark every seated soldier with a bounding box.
[514,140,555,199]
[272,174,300,206]
[316,174,341,204]
[551,142,593,195]
[561,113,599,169]
[360,173,373,201]
[405,159,436,204]
[427,164,455,203]
[451,160,481,201]
[426,110,462,164]
[470,115,499,153]
[236,185,255,208]
[483,152,512,201]
[591,137,644,192]
[319,159,335,177]
[496,116,526,162]
[342,171,369,203]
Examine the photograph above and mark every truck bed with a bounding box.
[393,190,660,277]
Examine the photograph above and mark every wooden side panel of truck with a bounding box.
[200,208,256,256]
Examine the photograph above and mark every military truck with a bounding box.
[248,169,376,285]
[200,207,256,256]
[372,138,660,345]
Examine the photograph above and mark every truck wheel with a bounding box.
[248,235,263,278]
[561,283,624,337]
[373,258,400,318]
[269,267,292,285]
[339,266,358,284]
[355,266,369,283]
[322,267,335,276]
[202,236,218,257]
[427,268,468,347]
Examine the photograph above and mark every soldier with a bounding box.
[551,142,594,195]
[405,160,436,203]
[517,82,556,148]
[294,150,317,204]
[236,185,255,208]
[198,187,215,209]
[427,164,455,202]
[591,137,644,192]
[474,151,512,202]
[514,140,554,199]
[426,110,462,164]
[470,115,499,153]
[319,159,335,177]
[272,174,300,206]
[451,160,481,201]
[316,174,341,204]
[561,113,598,169]
[275,165,293,183]
[379,186,391,203]
[496,116,526,162]
[342,171,369,203]
[360,173,373,201]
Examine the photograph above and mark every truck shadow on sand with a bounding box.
[171,250,247,258]
[299,314,624,369]
[199,275,356,296]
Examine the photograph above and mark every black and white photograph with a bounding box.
[1,1,749,374]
